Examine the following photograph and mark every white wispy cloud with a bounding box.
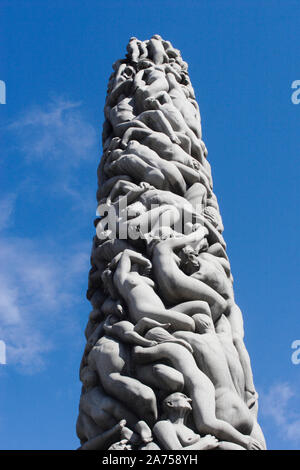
[0,194,17,231]
[0,235,90,374]
[0,97,98,373]
[9,97,97,165]
[6,97,98,215]
[260,382,300,443]
[0,195,90,374]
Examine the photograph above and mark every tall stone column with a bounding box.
[76,35,266,451]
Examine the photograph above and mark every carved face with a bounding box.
[179,246,200,275]
[165,392,192,411]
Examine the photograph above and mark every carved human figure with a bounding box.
[78,419,128,450]
[143,93,202,159]
[173,315,264,447]
[77,363,154,449]
[88,334,158,426]
[215,315,245,400]
[120,127,199,168]
[105,140,187,194]
[103,184,225,249]
[154,393,249,450]
[179,245,257,407]
[102,249,196,332]
[110,63,136,97]
[146,72,202,139]
[133,341,263,450]
[104,93,180,143]
[127,37,147,63]
[153,393,219,450]
[78,384,152,443]
[146,35,169,64]
[133,62,170,103]
[148,226,228,319]
[132,188,226,247]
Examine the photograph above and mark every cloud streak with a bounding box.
[9,97,97,165]
[260,382,300,444]
[0,97,98,373]
[0,235,90,374]
[6,97,98,215]
[0,194,17,231]
[0,192,90,374]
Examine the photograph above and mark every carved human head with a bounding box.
[179,245,200,275]
[163,393,192,414]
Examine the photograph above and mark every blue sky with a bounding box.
[0,0,299,450]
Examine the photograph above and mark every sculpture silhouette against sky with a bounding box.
[76,35,266,451]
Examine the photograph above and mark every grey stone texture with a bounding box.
[76,35,266,451]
